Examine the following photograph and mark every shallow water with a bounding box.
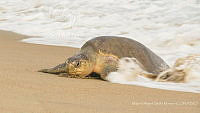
[0,0,200,93]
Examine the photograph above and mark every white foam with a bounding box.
[107,57,200,93]
[1,0,200,93]
[106,57,146,82]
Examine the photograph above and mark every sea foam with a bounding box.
[107,56,200,93]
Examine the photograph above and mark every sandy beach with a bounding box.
[0,30,199,113]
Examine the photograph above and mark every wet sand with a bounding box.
[0,30,199,113]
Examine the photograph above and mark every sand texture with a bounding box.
[0,30,199,113]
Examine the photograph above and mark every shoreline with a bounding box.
[0,30,199,113]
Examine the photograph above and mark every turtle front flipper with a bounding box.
[38,63,67,74]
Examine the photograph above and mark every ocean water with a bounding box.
[0,0,200,93]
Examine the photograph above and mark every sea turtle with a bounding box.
[39,36,169,80]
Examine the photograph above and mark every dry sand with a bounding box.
[0,30,199,113]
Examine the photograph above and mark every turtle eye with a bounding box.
[76,61,80,67]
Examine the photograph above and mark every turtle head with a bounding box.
[66,54,93,78]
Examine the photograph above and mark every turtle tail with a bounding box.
[38,63,67,74]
